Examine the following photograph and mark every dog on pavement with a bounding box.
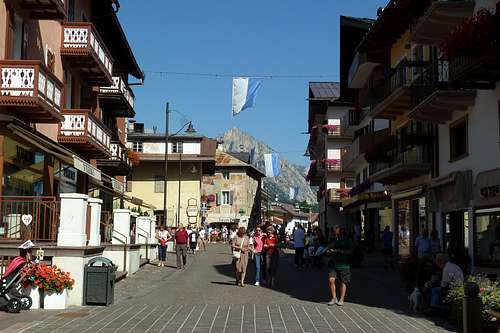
[408,287,423,314]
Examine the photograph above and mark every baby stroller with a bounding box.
[0,256,32,313]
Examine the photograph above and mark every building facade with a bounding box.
[0,0,143,244]
[348,0,500,271]
[126,121,217,227]
[201,150,264,230]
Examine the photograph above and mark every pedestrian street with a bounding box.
[7,244,457,333]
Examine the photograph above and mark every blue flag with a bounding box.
[264,153,281,177]
[232,77,264,116]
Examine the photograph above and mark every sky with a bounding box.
[118,0,388,166]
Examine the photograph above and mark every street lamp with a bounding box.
[163,102,194,228]
[176,121,196,227]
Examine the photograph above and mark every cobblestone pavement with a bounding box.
[2,244,458,333]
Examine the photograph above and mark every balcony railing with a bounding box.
[371,60,428,119]
[323,159,341,172]
[99,76,135,117]
[58,109,111,157]
[0,196,60,242]
[409,60,476,123]
[61,22,113,85]
[96,141,132,176]
[17,0,66,20]
[370,145,432,185]
[0,60,63,123]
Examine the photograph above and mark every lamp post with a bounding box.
[177,122,196,227]
[162,102,194,228]
[163,102,170,227]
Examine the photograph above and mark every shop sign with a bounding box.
[73,156,101,181]
[186,206,198,217]
[112,178,124,194]
[480,185,500,199]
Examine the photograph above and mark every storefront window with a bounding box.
[398,200,411,258]
[3,137,45,196]
[54,163,77,194]
[476,211,500,265]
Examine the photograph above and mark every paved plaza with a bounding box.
[0,245,458,333]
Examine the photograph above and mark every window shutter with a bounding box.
[216,192,221,206]
[126,180,132,192]
[229,191,234,205]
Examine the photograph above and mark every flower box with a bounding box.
[42,290,68,310]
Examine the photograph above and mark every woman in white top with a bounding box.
[156,225,171,267]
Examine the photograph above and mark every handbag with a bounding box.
[232,237,245,259]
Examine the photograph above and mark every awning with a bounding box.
[429,170,472,212]
[7,123,74,165]
[392,186,424,201]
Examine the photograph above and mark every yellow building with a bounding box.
[126,121,216,227]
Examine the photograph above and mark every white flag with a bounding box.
[232,77,264,116]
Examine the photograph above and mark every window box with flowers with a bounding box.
[323,159,341,171]
[22,263,74,310]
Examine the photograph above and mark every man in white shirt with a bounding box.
[430,254,464,309]
[293,224,306,268]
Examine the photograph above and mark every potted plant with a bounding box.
[446,274,500,331]
[23,263,74,310]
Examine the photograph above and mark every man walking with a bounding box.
[326,225,353,306]
[175,224,189,269]
[293,224,305,268]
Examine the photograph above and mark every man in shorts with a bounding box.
[326,225,353,306]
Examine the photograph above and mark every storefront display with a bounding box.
[475,209,500,265]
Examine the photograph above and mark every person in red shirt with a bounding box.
[264,226,279,287]
[175,225,189,269]
[252,226,266,286]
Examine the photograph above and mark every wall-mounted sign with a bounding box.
[73,155,101,181]
[480,185,500,199]
[22,214,32,226]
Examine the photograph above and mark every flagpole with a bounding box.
[163,102,170,227]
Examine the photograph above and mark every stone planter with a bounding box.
[22,287,41,309]
[42,290,68,310]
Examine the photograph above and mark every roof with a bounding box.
[215,151,265,178]
[270,203,309,219]
[226,152,251,164]
[340,16,375,29]
[309,82,340,100]
[127,131,205,140]
[356,0,430,54]
[92,0,144,80]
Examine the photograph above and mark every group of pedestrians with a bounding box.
[155,224,209,269]
[231,224,281,288]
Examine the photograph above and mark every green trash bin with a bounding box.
[83,257,116,306]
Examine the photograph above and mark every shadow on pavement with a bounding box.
[212,246,458,332]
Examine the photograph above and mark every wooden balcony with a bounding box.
[96,141,132,176]
[371,60,428,119]
[328,189,342,204]
[0,196,59,242]
[321,124,352,141]
[14,0,66,20]
[61,22,113,86]
[98,76,135,117]
[409,0,474,46]
[348,52,380,89]
[0,60,63,123]
[58,109,111,158]
[369,146,432,185]
[409,60,476,123]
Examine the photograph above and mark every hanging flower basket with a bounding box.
[441,9,500,58]
[336,188,350,199]
[127,150,140,167]
[321,124,340,135]
[323,159,341,170]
